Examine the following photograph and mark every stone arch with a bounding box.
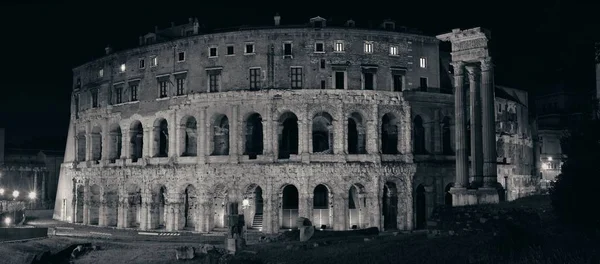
[212,183,228,228]
[280,184,299,229]
[150,184,167,229]
[312,112,334,154]
[129,120,144,162]
[91,126,102,162]
[108,123,122,162]
[180,115,197,157]
[125,184,142,228]
[442,116,453,155]
[348,183,367,229]
[75,184,84,223]
[413,115,426,154]
[381,181,398,230]
[241,183,264,229]
[415,184,426,229]
[211,114,229,156]
[76,130,86,162]
[89,184,101,225]
[311,183,333,229]
[182,184,198,229]
[278,112,299,159]
[348,112,366,154]
[381,113,399,154]
[244,112,264,159]
[104,185,119,227]
[153,118,169,157]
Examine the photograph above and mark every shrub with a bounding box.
[549,119,600,231]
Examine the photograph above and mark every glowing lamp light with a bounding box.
[541,163,549,170]
[242,199,250,206]
[548,157,553,161]
[4,217,11,225]
[12,190,19,199]
[0,188,4,195]
[120,64,126,72]
[29,192,37,200]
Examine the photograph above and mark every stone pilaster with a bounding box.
[198,107,206,163]
[83,183,90,225]
[144,126,152,158]
[98,195,107,227]
[263,105,273,159]
[433,110,441,153]
[140,192,150,230]
[121,128,129,159]
[334,119,344,155]
[481,58,498,187]
[466,65,483,187]
[230,105,239,163]
[367,104,379,154]
[299,191,310,220]
[453,61,469,188]
[300,119,310,163]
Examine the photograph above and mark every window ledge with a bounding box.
[113,101,139,106]
[156,97,170,101]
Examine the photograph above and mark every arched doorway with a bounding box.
[245,113,264,159]
[382,181,398,230]
[313,184,332,229]
[212,185,228,229]
[105,187,118,227]
[312,112,334,154]
[89,184,101,225]
[348,112,366,154]
[129,121,143,162]
[126,185,142,228]
[151,186,167,229]
[278,112,298,159]
[281,185,299,229]
[75,185,84,223]
[381,114,398,154]
[348,184,366,229]
[416,185,426,229]
[413,115,426,154]
[242,184,264,230]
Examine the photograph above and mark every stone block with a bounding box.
[175,246,195,260]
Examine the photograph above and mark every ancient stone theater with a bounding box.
[53,15,538,233]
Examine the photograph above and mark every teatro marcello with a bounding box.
[53,15,538,234]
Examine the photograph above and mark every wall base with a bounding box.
[449,187,499,207]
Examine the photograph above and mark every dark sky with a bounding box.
[0,0,597,151]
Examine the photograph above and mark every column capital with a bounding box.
[465,65,479,82]
[451,61,465,75]
[480,58,493,72]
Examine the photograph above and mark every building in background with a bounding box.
[0,128,64,209]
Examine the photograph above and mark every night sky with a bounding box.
[0,1,597,151]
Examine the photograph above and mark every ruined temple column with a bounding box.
[466,65,484,187]
[453,61,469,188]
[480,58,498,187]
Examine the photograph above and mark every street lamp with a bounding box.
[4,217,11,226]
[0,188,4,195]
[541,163,549,170]
[12,190,19,199]
[28,192,37,200]
[548,156,553,161]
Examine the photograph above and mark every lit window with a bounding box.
[420,57,427,68]
[151,57,158,67]
[99,69,104,77]
[245,43,255,54]
[389,46,398,56]
[120,64,126,72]
[209,47,218,58]
[315,42,324,53]
[364,42,373,54]
[334,41,344,52]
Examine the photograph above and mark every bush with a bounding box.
[550,119,600,231]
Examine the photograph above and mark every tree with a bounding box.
[550,119,600,230]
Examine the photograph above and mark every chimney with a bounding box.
[274,13,281,26]
[105,45,112,55]
[0,128,4,165]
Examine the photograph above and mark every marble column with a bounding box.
[466,65,484,187]
[453,62,469,188]
[480,58,497,187]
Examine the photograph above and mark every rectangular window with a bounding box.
[115,86,123,104]
[334,41,344,52]
[176,78,185,95]
[291,67,303,89]
[320,80,326,89]
[335,71,345,89]
[364,73,374,90]
[245,43,255,54]
[159,81,168,98]
[227,45,234,55]
[364,42,373,53]
[389,46,398,56]
[99,69,104,78]
[284,43,292,56]
[178,52,185,62]
[320,59,326,69]
[420,77,428,91]
[130,84,138,101]
[315,42,324,53]
[91,90,98,108]
[249,68,261,90]
[209,73,220,92]
[420,57,427,68]
[139,59,145,69]
[393,74,403,92]
[209,47,218,58]
[151,57,158,67]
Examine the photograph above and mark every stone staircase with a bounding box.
[252,214,263,230]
